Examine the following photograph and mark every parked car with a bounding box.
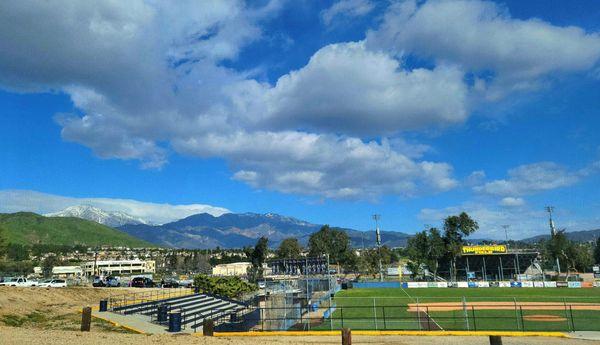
[105,276,120,287]
[92,276,106,287]
[0,277,37,287]
[131,277,155,288]
[38,279,67,288]
[161,279,179,288]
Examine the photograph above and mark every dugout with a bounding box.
[456,245,540,281]
[435,245,541,281]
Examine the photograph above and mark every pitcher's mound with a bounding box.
[523,314,566,322]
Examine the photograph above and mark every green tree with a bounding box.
[443,212,479,281]
[546,230,570,273]
[246,237,268,283]
[6,244,29,261]
[276,238,302,259]
[0,226,7,257]
[426,228,446,279]
[193,274,256,298]
[406,231,429,279]
[308,225,352,265]
[41,254,61,278]
[359,246,396,276]
[594,237,600,265]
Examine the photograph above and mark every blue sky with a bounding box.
[1,0,600,239]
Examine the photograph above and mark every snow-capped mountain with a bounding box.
[118,212,411,249]
[45,205,148,227]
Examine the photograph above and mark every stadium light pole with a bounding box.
[545,206,561,275]
[372,214,383,282]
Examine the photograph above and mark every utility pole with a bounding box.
[372,214,383,282]
[545,206,561,275]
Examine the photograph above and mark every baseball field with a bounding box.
[315,287,600,332]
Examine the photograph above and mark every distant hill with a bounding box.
[45,205,148,227]
[0,212,153,247]
[119,212,411,249]
[522,228,600,243]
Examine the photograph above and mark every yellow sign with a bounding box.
[461,245,507,255]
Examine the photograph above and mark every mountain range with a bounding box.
[118,212,411,249]
[521,229,600,243]
[38,205,600,249]
[45,205,148,227]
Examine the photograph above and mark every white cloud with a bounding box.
[366,0,600,99]
[474,162,581,196]
[321,0,375,25]
[173,131,458,199]
[499,197,525,207]
[0,190,229,224]
[418,202,547,239]
[419,201,600,240]
[2,1,596,202]
[257,42,469,135]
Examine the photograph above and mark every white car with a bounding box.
[0,277,38,287]
[38,279,67,288]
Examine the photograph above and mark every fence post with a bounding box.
[489,335,503,345]
[427,306,431,331]
[416,297,422,331]
[382,306,386,330]
[341,306,344,328]
[373,298,377,330]
[81,307,91,332]
[513,297,520,331]
[472,306,477,331]
[342,328,352,345]
[563,299,571,332]
[569,305,575,331]
[462,297,470,331]
[519,306,524,332]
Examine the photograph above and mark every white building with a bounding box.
[212,262,252,277]
[82,260,155,276]
[33,266,83,278]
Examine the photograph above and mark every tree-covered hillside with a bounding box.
[0,212,152,247]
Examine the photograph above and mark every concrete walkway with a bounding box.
[92,310,197,334]
[569,332,600,341]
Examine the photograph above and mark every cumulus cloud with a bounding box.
[474,162,582,196]
[0,190,229,224]
[419,201,600,240]
[321,0,375,25]
[257,42,468,135]
[418,202,548,239]
[499,197,525,207]
[1,1,597,201]
[366,0,600,99]
[173,131,458,199]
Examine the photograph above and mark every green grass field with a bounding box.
[312,287,600,332]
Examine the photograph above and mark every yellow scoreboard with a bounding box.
[461,244,507,255]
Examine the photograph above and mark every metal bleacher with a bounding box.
[111,291,249,331]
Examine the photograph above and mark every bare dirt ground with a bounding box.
[0,286,151,332]
[407,301,600,312]
[1,327,599,345]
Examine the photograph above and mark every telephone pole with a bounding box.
[545,206,561,275]
[372,214,384,282]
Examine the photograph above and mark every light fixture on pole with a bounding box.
[545,206,561,275]
[372,214,383,282]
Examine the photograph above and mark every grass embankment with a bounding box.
[0,212,152,247]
